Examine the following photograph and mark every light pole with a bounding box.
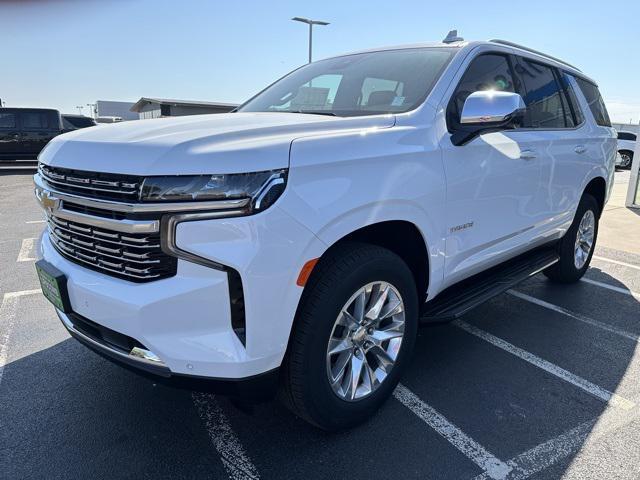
[86,103,96,118]
[291,17,329,63]
[76,105,84,115]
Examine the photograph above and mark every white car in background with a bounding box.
[33,34,616,430]
[616,131,636,169]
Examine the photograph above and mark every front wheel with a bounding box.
[280,242,418,430]
[543,194,599,283]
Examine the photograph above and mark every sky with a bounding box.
[1,0,639,124]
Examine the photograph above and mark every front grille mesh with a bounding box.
[40,164,143,202]
[48,215,177,282]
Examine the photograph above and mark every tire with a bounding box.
[619,151,633,169]
[280,242,418,431]
[543,194,599,283]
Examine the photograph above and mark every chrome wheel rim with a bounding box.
[620,153,632,168]
[574,209,595,269]
[326,281,405,402]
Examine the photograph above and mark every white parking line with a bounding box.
[25,220,45,225]
[0,289,42,388]
[592,255,640,271]
[16,238,37,262]
[507,290,639,343]
[453,320,635,410]
[394,384,511,480]
[192,392,260,480]
[581,278,640,300]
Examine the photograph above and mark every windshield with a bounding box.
[239,48,455,117]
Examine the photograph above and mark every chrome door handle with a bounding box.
[574,145,587,154]
[520,149,537,160]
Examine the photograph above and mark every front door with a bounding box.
[439,52,547,286]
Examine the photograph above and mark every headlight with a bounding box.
[140,169,287,213]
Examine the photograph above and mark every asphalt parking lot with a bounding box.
[1,169,639,480]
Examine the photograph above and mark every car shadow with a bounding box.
[1,268,638,479]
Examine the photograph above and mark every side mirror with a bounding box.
[452,91,526,146]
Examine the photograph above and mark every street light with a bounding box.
[86,103,96,118]
[76,106,84,115]
[291,16,329,63]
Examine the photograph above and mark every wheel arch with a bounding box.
[583,176,607,216]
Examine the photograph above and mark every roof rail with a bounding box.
[489,39,582,72]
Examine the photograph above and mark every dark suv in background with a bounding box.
[62,114,97,130]
[0,108,64,159]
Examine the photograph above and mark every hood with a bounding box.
[40,112,395,175]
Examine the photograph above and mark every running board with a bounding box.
[420,248,559,323]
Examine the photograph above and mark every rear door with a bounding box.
[511,57,588,225]
[0,110,22,156]
[19,110,61,156]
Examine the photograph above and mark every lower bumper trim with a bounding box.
[57,310,279,401]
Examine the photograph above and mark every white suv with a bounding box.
[616,131,636,169]
[34,36,616,430]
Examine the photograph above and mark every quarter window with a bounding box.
[447,54,516,129]
[574,77,611,127]
[618,132,637,141]
[0,113,16,128]
[515,59,568,129]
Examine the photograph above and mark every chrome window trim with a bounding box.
[35,173,251,214]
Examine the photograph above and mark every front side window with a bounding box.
[574,77,611,127]
[447,54,516,129]
[515,58,568,129]
[239,48,455,117]
[0,113,16,128]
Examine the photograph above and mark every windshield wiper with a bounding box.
[288,110,338,116]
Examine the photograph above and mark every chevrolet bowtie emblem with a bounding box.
[37,189,60,212]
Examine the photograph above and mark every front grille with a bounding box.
[48,215,177,282]
[40,164,143,202]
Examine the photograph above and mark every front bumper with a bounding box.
[57,309,280,400]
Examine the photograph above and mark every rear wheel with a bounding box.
[281,242,418,430]
[543,194,599,283]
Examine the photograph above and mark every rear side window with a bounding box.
[0,113,16,128]
[21,112,51,129]
[515,58,569,129]
[447,53,516,128]
[574,77,611,127]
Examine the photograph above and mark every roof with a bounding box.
[130,97,239,113]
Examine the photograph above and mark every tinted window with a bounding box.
[447,54,516,128]
[559,73,584,125]
[63,116,96,128]
[574,77,611,127]
[617,132,637,141]
[515,59,568,129]
[0,113,16,128]
[21,112,50,129]
[240,48,455,116]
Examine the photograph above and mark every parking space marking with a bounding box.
[453,320,635,410]
[394,384,511,480]
[581,278,640,300]
[25,220,45,224]
[0,289,42,387]
[16,237,37,262]
[507,290,639,343]
[592,255,640,271]
[192,392,260,480]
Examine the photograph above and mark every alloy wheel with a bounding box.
[326,281,405,401]
[574,209,595,269]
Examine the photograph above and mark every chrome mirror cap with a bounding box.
[460,91,526,125]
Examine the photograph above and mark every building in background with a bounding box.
[96,100,137,121]
[130,98,238,119]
